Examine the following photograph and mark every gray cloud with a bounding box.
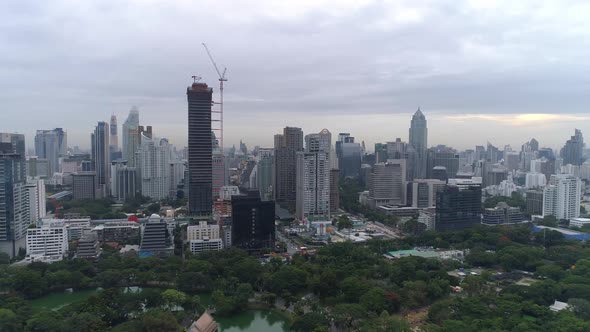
[1,0,590,150]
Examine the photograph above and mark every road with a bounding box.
[276,231,300,255]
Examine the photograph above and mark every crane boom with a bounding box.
[202,43,227,81]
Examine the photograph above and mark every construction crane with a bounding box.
[202,42,227,152]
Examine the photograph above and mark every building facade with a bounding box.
[72,172,96,200]
[435,179,482,231]
[122,107,140,167]
[543,174,582,220]
[409,109,428,179]
[231,192,275,252]
[187,82,213,215]
[139,134,171,200]
[274,127,304,204]
[92,122,110,198]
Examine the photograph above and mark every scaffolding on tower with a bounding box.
[202,43,228,199]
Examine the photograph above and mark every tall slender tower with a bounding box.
[274,127,303,206]
[187,82,213,215]
[122,107,140,167]
[92,122,110,198]
[109,115,119,159]
[409,108,428,179]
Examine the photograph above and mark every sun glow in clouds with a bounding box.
[445,113,590,126]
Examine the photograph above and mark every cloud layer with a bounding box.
[1,0,589,151]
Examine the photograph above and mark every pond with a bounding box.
[29,288,290,331]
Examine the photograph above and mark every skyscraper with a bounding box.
[231,191,275,252]
[368,160,406,208]
[409,108,427,179]
[139,133,171,200]
[561,129,585,166]
[92,122,110,198]
[187,82,213,215]
[296,130,331,224]
[34,128,67,176]
[212,131,225,199]
[122,107,140,167]
[274,127,303,206]
[256,148,274,201]
[543,174,582,220]
[335,133,361,178]
[109,114,120,160]
[111,160,137,202]
[0,133,29,258]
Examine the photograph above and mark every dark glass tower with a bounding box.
[435,181,482,231]
[92,122,110,197]
[409,108,427,179]
[231,191,275,252]
[187,82,213,215]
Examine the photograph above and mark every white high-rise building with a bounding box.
[561,164,580,177]
[139,133,171,200]
[25,177,46,223]
[296,130,331,224]
[543,174,582,220]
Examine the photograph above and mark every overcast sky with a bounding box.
[2,0,590,152]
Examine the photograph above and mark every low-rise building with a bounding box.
[569,218,590,228]
[76,232,101,259]
[93,221,140,243]
[187,221,223,254]
[482,202,525,225]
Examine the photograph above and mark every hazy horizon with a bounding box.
[2,1,590,152]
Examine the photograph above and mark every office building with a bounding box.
[109,115,121,160]
[93,221,140,243]
[435,178,482,231]
[26,156,50,179]
[368,160,406,208]
[482,202,525,225]
[505,152,520,171]
[561,129,585,166]
[256,148,274,201]
[330,169,340,214]
[409,109,428,179]
[91,122,110,197]
[274,127,304,204]
[111,160,137,202]
[431,166,448,183]
[76,232,100,259]
[336,133,362,178]
[25,178,46,223]
[375,143,388,163]
[187,82,213,215]
[72,172,96,200]
[169,159,186,196]
[139,134,171,200]
[526,172,547,189]
[26,224,68,262]
[122,107,140,167]
[139,214,173,257]
[428,150,459,179]
[0,133,29,258]
[526,190,544,216]
[543,174,582,220]
[34,128,66,176]
[187,221,223,253]
[296,130,331,224]
[487,142,501,163]
[407,179,446,208]
[231,191,275,252]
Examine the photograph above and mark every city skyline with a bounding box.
[2,1,590,150]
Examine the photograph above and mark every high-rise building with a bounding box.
[91,122,110,197]
[407,179,446,208]
[375,143,388,164]
[26,156,50,179]
[368,160,406,208]
[231,191,275,252]
[526,189,544,216]
[561,129,585,166]
[0,133,29,258]
[110,160,137,202]
[187,221,223,253]
[122,107,140,167]
[25,178,46,223]
[435,178,482,231]
[409,109,428,179]
[329,169,340,214]
[109,115,120,160]
[274,127,303,205]
[487,142,501,163]
[187,82,213,215]
[335,133,362,178]
[256,148,274,201]
[543,174,582,220]
[296,130,331,224]
[529,138,539,152]
[427,150,459,179]
[34,128,67,176]
[72,172,96,200]
[212,131,225,200]
[525,172,547,189]
[139,133,171,200]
